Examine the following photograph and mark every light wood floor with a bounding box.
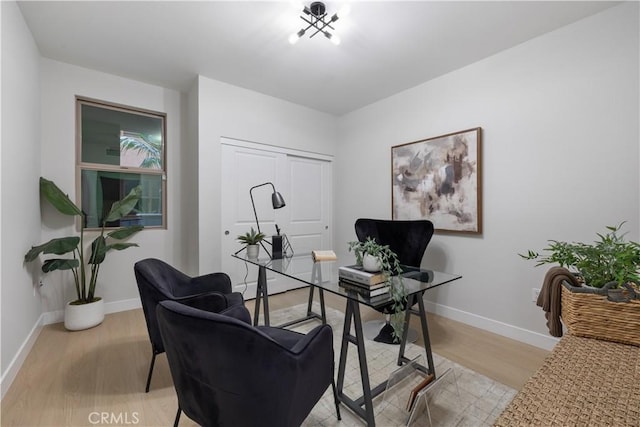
[1,288,548,426]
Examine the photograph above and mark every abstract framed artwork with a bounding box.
[391,127,482,234]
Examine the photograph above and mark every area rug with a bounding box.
[264,304,516,427]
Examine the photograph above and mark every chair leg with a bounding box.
[173,407,181,427]
[331,378,341,420]
[145,351,158,393]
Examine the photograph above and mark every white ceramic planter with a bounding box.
[246,244,260,259]
[362,254,382,272]
[64,298,105,331]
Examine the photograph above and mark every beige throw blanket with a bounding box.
[536,266,581,337]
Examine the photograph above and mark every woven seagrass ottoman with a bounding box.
[494,334,640,426]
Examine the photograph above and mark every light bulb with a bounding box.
[289,29,305,45]
[324,31,341,46]
[289,33,300,44]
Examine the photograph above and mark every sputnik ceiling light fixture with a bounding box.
[289,2,350,46]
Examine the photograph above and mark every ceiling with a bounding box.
[18,1,618,116]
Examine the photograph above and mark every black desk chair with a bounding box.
[157,300,341,427]
[354,218,434,343]
[134,258,244,392]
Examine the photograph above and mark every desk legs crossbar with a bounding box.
[336,291,436,426]
[252,264,326,328]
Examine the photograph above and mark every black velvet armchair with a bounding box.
[354,218,434,343]
[134,258,244,392]
[156,300,341,427]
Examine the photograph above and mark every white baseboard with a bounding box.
[104,297,142,314]
[423,299,559,351]
[42,309,64,325]
[1,313,44,400]
[1,297,142,401]
[41,298,142,326]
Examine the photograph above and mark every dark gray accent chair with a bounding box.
[354,218,434,343]
[156,301,341,427]
[134,258,244,392]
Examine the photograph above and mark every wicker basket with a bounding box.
[561,283,640,347]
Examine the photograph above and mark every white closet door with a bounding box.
[221,140,332,298]
[280,155,333,288]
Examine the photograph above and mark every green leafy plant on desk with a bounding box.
[348,237,406,341]
[237,227,266,245]
[237,227,266,259]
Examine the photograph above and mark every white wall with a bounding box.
[38,59,186,317]
[197,76,338,274]
[0,1,43,396]
[335,2,640,349]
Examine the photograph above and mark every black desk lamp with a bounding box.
[249,182,286,258]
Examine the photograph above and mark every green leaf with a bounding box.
[88,236,107,265]
[42,258,79,272]
[107,243,139,251]
[520,222,640,287]
[88,240,139,265]
[104,186,142,223]
[107,225,143,240]
[237,227,265,245]
[24,237,80,262]
[39,177,82,217]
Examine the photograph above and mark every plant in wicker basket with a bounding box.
[521,222,640,346]
[520,222,640,289]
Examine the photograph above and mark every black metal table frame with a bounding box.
[249,261,439,426]
[335,291,434,426]
[253,263,327,328]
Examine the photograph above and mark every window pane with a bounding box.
[81,103,164,170]
[81,170,163,228]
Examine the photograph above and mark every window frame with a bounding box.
[75,96,167,230]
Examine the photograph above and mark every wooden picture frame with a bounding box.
[391,127,482,234]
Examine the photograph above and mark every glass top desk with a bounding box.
[232,254,461,426]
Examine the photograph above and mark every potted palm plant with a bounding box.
[24,177,143,330]
[348,237,406,341]
[237,227,266,259]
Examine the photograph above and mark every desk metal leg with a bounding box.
[272,262,326,328]
[253,265,269,327]
[398,291,435,377]
[306,286,327,324]
[335,293,438,426]
[253,263,325,328]
[336,299,376,426]
[309,261,326,323]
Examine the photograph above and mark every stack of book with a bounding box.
[338,265,390,298]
